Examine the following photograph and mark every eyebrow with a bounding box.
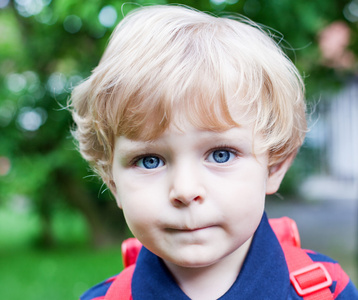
[114,138,165,161]
[115,128,253,156]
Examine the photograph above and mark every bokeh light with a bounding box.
[17,107,47,131]
[344,0,358,22]
[47,72,67,95]
[98,5,118,28]
[6,73,27,93]
[14,0,51,17]
[63,15,82,34]
[0,0,10,9]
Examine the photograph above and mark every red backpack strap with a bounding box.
[270,217,333,300]
[121,238,142,268]
[104,264,135,300]
[104,238,141,300]
[281,244,333,300]
[269,217,301,247]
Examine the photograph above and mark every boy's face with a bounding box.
[111,118,287,269]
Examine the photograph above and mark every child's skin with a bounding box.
[111,112,291,299]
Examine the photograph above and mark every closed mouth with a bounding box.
[167,225,214,232]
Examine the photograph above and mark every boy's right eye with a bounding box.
[136,156,164,169]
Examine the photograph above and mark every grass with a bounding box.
[0,206,124,300]
[0,246,124,300]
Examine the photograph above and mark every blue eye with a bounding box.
[208,150,235,164]
[136,156,164,169]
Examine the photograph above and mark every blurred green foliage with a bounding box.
[1,245,124,299]
[0,0,357,250]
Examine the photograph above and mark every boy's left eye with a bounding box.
[207,149,236,164]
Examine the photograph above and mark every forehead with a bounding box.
[115,117,266,157]
[114,86,257,143]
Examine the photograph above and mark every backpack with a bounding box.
[104,217,333,300]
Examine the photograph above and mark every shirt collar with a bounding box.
[132,212,290,300]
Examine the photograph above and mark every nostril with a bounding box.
[172,195,202,207]
[173,199,183,207]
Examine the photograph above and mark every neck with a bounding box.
[164,237,252,300]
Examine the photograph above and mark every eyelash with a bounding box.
[206,145,239,156]
[205,146,240,161]
[129,153,164,166]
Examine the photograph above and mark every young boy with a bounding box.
[71,5,358,300]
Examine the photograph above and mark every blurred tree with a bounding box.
[0,0,357,248]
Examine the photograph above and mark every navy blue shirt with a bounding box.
[80,213,358,299]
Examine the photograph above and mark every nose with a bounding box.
[168,161,206,207]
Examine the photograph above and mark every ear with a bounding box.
[108,180,123,209]
[266,155,294,195]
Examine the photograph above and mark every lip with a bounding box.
[167,225,215,232]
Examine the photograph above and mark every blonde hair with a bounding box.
[70,5,306,185]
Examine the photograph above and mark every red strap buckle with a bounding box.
[290,263,332,296]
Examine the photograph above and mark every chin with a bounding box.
[165,251,220,268]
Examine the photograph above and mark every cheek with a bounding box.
[213,168,267,205]
[115,175,165,229]
[217,177,265,235]
[210,169,266,231]
[119,194,155,240]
